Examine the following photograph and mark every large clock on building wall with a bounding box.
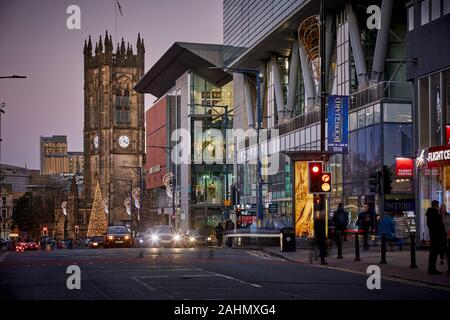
[118,135,130,149]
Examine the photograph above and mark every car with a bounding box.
[146,225,184,248]
[183,229,213,247]
[104,226,133,248]
[88,236,105,248]
[15,241,39,252]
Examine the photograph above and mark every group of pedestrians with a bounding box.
[215,218,235,247]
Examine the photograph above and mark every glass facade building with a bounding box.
[226,0,414,234]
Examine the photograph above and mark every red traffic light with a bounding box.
[308,161,323,174]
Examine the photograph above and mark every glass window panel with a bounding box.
[365,125,374,169]
[357,109,366,128]
[421,0,430,25]
[374,104,381,123]
[383,103,412,122]
[383,124,413,167]
[445,69,450,125]
[419,77,430,149]
[350,112,357,131]
[311,125,317,142]
[357,129,366,177]
[431,0,441,20]
[408,6,414,31]
[445,0,450,14]
[366,106,374,126]
[430,73,441,146]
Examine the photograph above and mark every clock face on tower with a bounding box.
[93,135,99,149]
[118,135,130,149]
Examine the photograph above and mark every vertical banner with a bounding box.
[294,161,314,237]
[327,95,349,153]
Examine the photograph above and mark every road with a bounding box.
[0,247,449,300]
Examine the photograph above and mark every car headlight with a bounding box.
[151,234,159,241]
[125,235,130,240]
[207,236,212,241]
[173,234,181,241]
[108,236,113,240]
[93,242,98,246]
[189,237,196,242]
[139,239,143,244]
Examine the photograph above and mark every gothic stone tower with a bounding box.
[83,32,145,225]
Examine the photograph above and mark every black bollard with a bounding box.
[380,232,387,264]
[409,233,417,269]
[337,231,343,259]
[354,231,361,261]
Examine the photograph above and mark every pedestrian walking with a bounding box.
[333,203,349,245]
[426,200,447,275]
[378,213,396,250]
[314,211,328,265]
[224,218,235,247]
[357,203,372,250]
[215,222,224,246]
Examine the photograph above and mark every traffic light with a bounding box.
[308,161,331,193]
[369,170,381,194]
[43,226,48,236]
[308,161,323,193]
[75,225,79,234]
[320,172,331,192]
[382,165,393,194]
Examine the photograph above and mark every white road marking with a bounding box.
[247,250,285,261]
[131,277,156,291]
[205,269,263,289]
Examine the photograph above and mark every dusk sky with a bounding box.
[0,0,223,170]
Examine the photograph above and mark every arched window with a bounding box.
[115,88,131,125]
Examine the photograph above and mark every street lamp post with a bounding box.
[0,75,27,79]
[121,165,145,233]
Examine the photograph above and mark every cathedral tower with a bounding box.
[83,31,145,225]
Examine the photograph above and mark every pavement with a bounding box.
[1,246,450,300]
[262,240,450,290]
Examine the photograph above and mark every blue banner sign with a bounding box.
[327,95,349,153]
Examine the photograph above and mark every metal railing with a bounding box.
[274,109,321,136]
[350,81,412,110]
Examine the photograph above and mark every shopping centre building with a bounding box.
[136,0,449,241]
[224,0,417,237]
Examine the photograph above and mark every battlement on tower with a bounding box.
[83,31,144,69]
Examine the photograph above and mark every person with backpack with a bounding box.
[333,203,349,244]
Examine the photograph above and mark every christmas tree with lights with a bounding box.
[87,181,108,237]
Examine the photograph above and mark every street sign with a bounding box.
[268,203,278,213]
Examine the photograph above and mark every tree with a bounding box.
[87,181,108,237]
